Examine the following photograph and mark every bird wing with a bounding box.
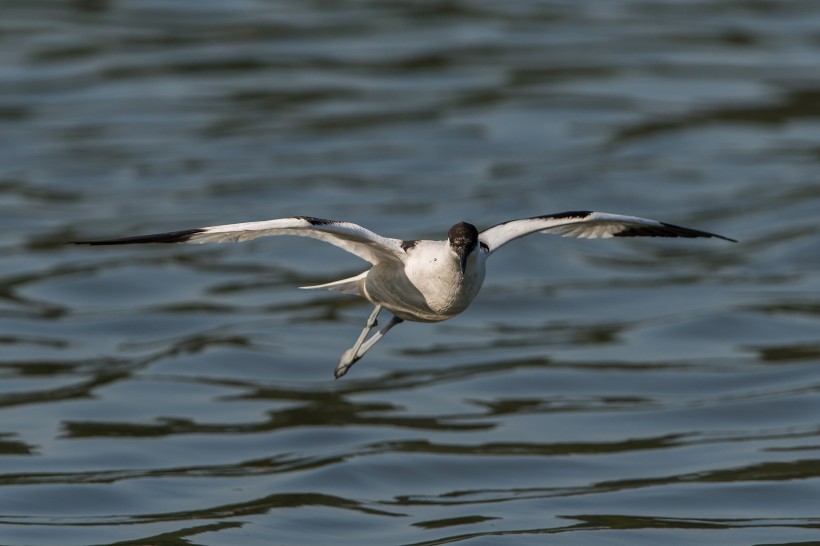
[74,215,407,265]
[479,211,736,254]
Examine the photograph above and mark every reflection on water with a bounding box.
[3,0,820,545]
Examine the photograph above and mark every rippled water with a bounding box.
[3,1,820,545]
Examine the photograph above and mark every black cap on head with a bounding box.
[448,222,479,273]
[448,222,479,247]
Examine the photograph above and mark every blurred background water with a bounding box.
[2,1,820,545]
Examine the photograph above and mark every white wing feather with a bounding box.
[75,216,407,265]
[480,211,735,254]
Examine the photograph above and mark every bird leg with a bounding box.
[335,306,403,379]
[352,315,403,362]
[336,304,381,377]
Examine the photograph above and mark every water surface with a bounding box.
[2,1,820,545]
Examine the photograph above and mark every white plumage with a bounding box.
[76,211,735,378]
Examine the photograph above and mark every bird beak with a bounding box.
[457,247,470,274]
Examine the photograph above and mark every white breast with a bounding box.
[364,241,486,322]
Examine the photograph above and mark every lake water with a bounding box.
[2,1,820,545]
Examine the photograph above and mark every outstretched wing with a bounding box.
[74,215,407,265]
[479,211,736,254]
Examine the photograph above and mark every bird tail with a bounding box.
[298,271,367,296]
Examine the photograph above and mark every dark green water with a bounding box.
[2,1,820,545]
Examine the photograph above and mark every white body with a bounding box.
[76,211,734,377]
[362,240,487,322]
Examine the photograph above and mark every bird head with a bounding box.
[447,222,479,274]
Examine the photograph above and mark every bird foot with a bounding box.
[335,350,359,379]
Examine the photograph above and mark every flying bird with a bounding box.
[75,211,735,378]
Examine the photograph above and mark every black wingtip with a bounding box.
[73,228,206,245]
[614,222,737,243]
[661,222,738,243]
